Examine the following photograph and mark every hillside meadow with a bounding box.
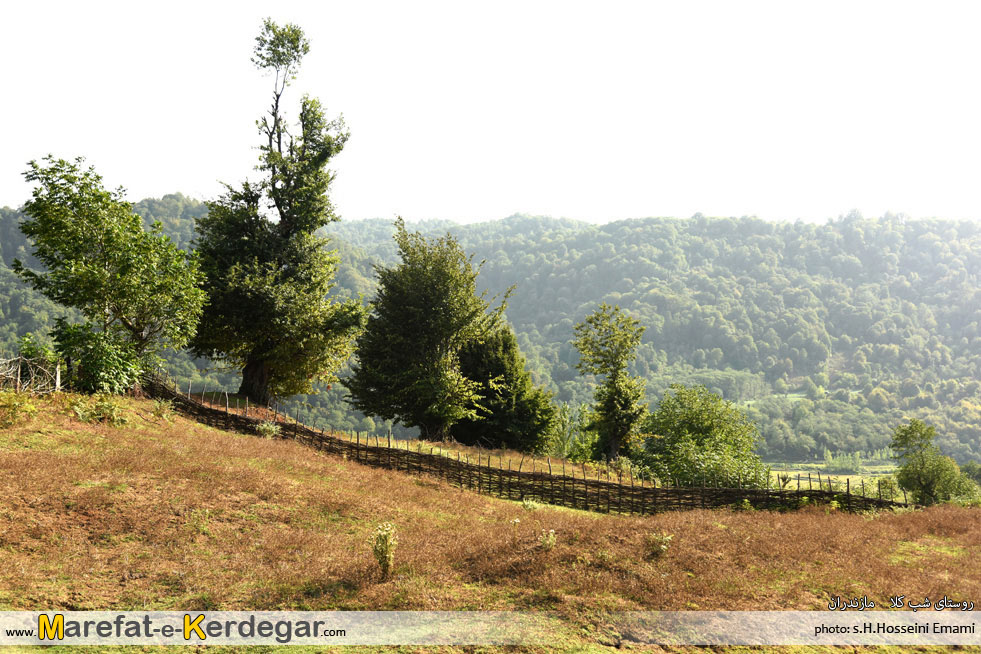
[1,393,979,653]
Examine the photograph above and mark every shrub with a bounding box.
[151,399,175,422]
[538,528,556,551]
[0,392,39,428]
[521,498,544,511]
[69,394,128,426]
[256,421,281,439]
[645,531,673,559]
[52,320,142,394]
[371,522,398,580]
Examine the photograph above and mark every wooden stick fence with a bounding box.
[145,375,910,515]
[0,357,61,394]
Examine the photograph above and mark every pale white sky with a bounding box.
[2,0,980,223]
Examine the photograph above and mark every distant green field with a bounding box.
[767,462,898,497]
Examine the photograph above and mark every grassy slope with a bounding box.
[1,394,979,653]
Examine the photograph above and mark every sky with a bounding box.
[2,0,981,224]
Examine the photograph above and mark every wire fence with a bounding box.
[143,374,911,515]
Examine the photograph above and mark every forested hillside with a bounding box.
[2,203,979,462]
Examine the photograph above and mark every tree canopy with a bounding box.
[344,219,508,440]
[191,19,364,405]
[451,323,558,453]
[13,156,204,387]
[573,303,648,460]
[891,419,980,505]
[643,384,769,487]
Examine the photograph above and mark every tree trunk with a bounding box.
[239,358,272,406]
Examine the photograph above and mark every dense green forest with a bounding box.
[2,201,980,462]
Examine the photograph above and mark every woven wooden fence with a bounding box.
[145,376,910,515]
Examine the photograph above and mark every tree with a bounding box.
[13,156,205,385]
[344,219,508,440]
[191,19,365,405]
[891,419,980,505]
[643,384,769,487]
[450,324,558,453]
[572,303,647,460]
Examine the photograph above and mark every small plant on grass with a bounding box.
[521,498,544,511]
[256,421,281,439]
[645,531,673,559]
[151,399,175,422]
[69,394,128,426]
[538,528,556,551]
[736,497,755,511]
[371,522,398,580]
[0,392,39,428]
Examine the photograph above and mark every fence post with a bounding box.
[15,358,21,393]
[55,362,61,392]
[187,379,192,399]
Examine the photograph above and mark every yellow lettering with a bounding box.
[184,614,206,641]
[38,614,64,641]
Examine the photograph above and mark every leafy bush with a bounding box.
[645,531,673,559]
[52,320,142,394]
[891,420,980,505]
[256,421,281,439]
[18,333,58,366]
[0,392,39,428]
[151,399,175,422]
[69,394,128,426]
[642,385,770,488]
[371,522,398,580]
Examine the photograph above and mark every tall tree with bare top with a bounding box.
[192,19,365,405]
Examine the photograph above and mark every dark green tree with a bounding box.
[643,384,769,487]
[450,324,558,453]
[891,419,979,505]
[572,303,647,460]
[192,19,365,404]
[13,156,205,390]
[344,219,508,440]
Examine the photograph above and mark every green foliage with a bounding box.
[643,384,769,488]
[370,522,398,581]
[192,19,363,406]
[963,461,981,486]
[645,531,672,559]
[551,403,596,461]
[17,333,57,366]
[451,324,558,453]
[151,399,175,422]
[256,421,281,439]
[537,528,556,551]
[51,320,142,394]
[69,394,129,426]
[345,219,507,440]
[572,303,648,460]
[0,392,39,428]
[822,448,864,474]
[14,156,204,358]
[6,202,981,462]
[891,420,981,505]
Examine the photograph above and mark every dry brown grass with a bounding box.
[1,394,980,652]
